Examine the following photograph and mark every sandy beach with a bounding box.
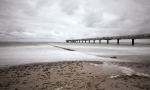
[0,61,150,90]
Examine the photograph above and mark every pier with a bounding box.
[66,33,150,45]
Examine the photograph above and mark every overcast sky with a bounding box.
[0,0,150,42]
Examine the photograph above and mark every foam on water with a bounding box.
[89,62,150,78]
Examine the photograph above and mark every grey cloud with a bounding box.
[0,0,37,39]
[83,10,103,27]
[59,0,79,15]
[0,32,21,38]
[82,0,150,36]
[0,19,26,33]
[0,0,36,17]
[36,0,56,9]
[54,31,60,34]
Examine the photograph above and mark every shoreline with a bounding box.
[0,61,150,90]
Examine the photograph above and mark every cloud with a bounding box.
[0,0,37,17]
[0,0,150,41]
[81,0,150,36]
[59,0,79,15]
[83,10,103,27]
[36,0,57,9]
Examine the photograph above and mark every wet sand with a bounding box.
[0,61,150,90]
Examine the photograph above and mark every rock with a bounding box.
[110,56,117,59]
[23,81,27,84]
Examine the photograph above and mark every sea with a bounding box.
[0,39,150,67]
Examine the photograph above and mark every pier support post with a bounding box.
[89,40,90,43]
[93,40,95,43]
[82,40,83,43]
[117,39,119,45]
[132,39,134,45]
[107,40,109,44]
[85,40,86,43]
[99,40,101,44]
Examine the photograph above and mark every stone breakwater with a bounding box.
[0,61,150,90]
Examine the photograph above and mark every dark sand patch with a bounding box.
[0,61,150,90]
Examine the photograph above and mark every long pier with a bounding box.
[66,33,150,45]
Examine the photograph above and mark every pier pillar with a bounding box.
[89,40,90,43]
[85,40,86,43]
[82,40,83,43]
[132,39,134,45]
[107,40,109,44]
[79,40,80,43]
[93,40,95,43]
[117,39,119,45]
[99,40,101,44]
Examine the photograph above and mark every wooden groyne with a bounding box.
[66,33,150,45]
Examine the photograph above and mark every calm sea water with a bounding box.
[0,41,150,67]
